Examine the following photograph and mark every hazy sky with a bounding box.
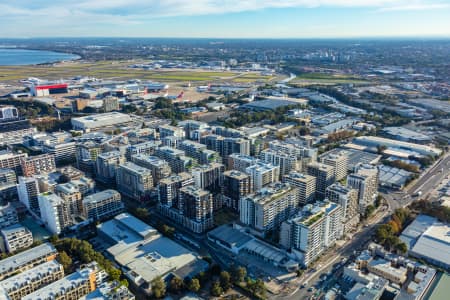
[1,0,449,38]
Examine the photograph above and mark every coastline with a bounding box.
[0,48,82,66]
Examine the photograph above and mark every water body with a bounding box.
[0,48,80,65]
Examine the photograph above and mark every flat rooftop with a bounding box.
[410,223,450,267]
[0,243,56,275]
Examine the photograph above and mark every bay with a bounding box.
[0,48,80,66]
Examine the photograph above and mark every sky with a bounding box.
[1,0,450,38]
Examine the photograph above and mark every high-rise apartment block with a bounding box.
[82,190,124,221]
[319,150,349,181]
[260,149,300,178]
[0,151,28,175]
[20,154,56,177]
[125,141,161,160]
[245,162,280,191]
[347,164,379,213]
[282,171,316,205]
[280,201,343,267]
[17,176,40,216]
[95,151,126,184]
[38,192,72,235]
[227,154,258,172]
[131,154,171,184]
[158,124,185,139]
[55,183,83,216]
[178,140,220,164]
[191,163,225,195]
[326,183,359,233]
[116,162,153,201]
[239,183,300,236]
[223,170,253,211]
[307,162,335,200]
[155,146,194,173]
[158,172,194,208]
[178,186,214,233]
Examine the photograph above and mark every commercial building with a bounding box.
[82,190,124,221]
[282,171,316,205]
[280,201,343,267]
[131,155,171,184]
[71,112,133,132]
[382,127,432,144]
[0,260,64,300]
[38,192,72,235]
[245,162,280,191]
[378,165,412,190]
[307,162,335,200]
[1,224,33,253]
[326,183,359,233]
[20,154,56,177]
[0,243,57,280]
[158,172,194,208]
[319,150,349,181]
[347,164,379,213]
[98,213,207,295]
[0,203,18,229]
[116,162,153,201]
[223,170,253,211]
[367,259,407,285]
[239,183,300,236]
[352,136,441,157]
[155,146,194,173]
[22,262,103,300]
[0,152,28,176]
[17,176,40,217]
[95,151,125,184]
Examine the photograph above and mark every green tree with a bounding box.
[220,271,232,292]
[210,280,223,297]
[151,276,166,299]
[232,266,247,283]
[169,276,184,293]
[187,278,201,293]
[58,251,72,272]
[134,208,149,221]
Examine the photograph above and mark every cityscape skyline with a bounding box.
[1,1,450,38]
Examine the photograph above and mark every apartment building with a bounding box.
[307,162,335,200]
[178,186,214,233]
[95,151,126,184]
[17,176,40,217]
[280,201,343,267]
[0,151,28,175]
[227,154,258,172]
[239,183,300,236]
[0,243,57,280]
[326,183,359,233]
[319,150,349,181]
[260,149,300,178]
[131,154,171,184]
[20,154,56,177]
[1,224,33,253]
[116,162,153,201]
[282,171,316,205]
[158,172,194,208]
[245,162,280,191]
[38,192,72,235]
[191,163,225,195]
[55,183,83,216]
[158,124,185,139]
[347,164,379,213]
[0,260,64,300]
[223,170,253,211]
[178,140,220,164]
[82,190,124,221]
[42,141,76,165]
[76,141,103,175]
[155,146,194,173]
[125,140,161,160]
[0,203,18,229]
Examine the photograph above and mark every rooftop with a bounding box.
[0,243,56,275]
[83,190,120,204]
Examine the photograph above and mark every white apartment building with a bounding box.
[347,164,379,213]
[245,162,280,191]
[282,171,316,205]
[1,224,33,253]
[38,192,72,235]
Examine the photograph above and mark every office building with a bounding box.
[158,172,194,208]
[319,150,349,181]
[22,262,103,300]
[125,141,161,160]
[155,146,194,173]
[347,164,379,213]
[0,243,57,280]
[239,183,300,236]
[55,183,83,216]
[158,124,185,139]
[38,192,72,235]
[0,203,18,229]
[95,151,125,184]
[280,201,343,266]
[20,154,56,177]
[17,176,40,217]
[307,162,335,200]
[178,186,214,233]
[282,171,316,205]
[326,183,359,233]
[116,162,153,201]
[227,154,258,172]
[261,149,300,178]
[0,152,28,175]
[1,224,33,253]
[178,140,220,164]
[0,260,64,300]
[245,162,280,191]
[71,112,133,132]
[223,170,253,211]
[131,154,171,184]
[83,190,124,221]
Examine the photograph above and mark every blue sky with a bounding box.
[1,1,449,38]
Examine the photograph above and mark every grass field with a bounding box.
[0,60,273,83]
